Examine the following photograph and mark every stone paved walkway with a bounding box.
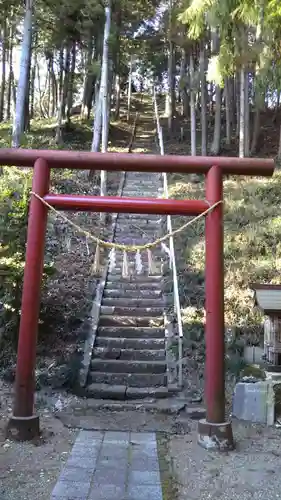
[50,430,163,500]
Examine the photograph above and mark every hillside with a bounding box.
[1,94,279,390]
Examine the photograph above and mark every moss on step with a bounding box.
[157,433,179,500]
[240,364,266,380]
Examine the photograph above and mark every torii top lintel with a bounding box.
[0,148,274,177]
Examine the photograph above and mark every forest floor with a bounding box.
[1,96,281,499]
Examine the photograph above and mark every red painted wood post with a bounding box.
[197,165,234,451]
[7,158,50,441]
[205,165,225,422]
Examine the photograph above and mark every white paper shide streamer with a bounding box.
[147,249,158,275]
[135,249,143,274]
[108,247,116,273]
[122,250,129,277]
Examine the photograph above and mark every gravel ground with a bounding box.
[169,419,281,500]
[2,377,281,500]
[0,381,77,500]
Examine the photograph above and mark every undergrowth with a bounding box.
[169,170,281,345]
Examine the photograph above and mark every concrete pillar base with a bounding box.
[6,415,40,441]
[197,418,234,451]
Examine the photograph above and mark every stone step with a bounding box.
[115,224,162,231]
[85,383,170,400]
[93,346,166,361]
[107,269,162,278]
[122,186,163,198]
[101,298,164,308]
[97,326,165,338]
[90,359,166,374]
[106,270,162,280]
[114,228,161,235]
[100,306,164,317]
[117,213,162,219]
[105,279,163,289]
[124,181,161,186]
[113,248,164,256]
[103,289,162,299]
[88,371,166,387]
[110,238,163,245]
[122,191,162,197]
[117,215,163,222]
[107,266,162,274]
[95,337,165,349]
[125,386,169,399]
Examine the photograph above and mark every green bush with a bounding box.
[0,169,54,345]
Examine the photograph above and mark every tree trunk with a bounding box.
[278,124,281,160]
[30,51,36,119]
[200,46,207,155]
[58,46,64,99]
[225,78,231,145]
[228,76,235,128]
[235,72,240,137]
[55,44,70,145]
[251,107,260,154]
[81,33,94,119]
[239,66,245,157]
[61,45,70,120]
[167,16,175,132]
[12,0,33,147]
[190,53,196,156]
[100,3,111,198]
[6,29,13,120]
[0,18,7,122]
[211,85,221,155]
[50,52,57,116]
[91,91,102,154]
[90,3,111,188]
[66,42,76,124]
[23,37,32,132]
[209,82,214,115]
[244,69,250,156]
[179,47,188,117]
[114,73,121,119]
[127,54,133,121]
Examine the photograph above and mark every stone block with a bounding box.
[243,346,264,364]
[66,453,98,470]
[232,381,274,424]
[128,469,161,485]
[51,479,91,499]
[127,484,163,500]
[130,457,160,472]
[59,466,94,483]
[185,406,206,420]
[75,430,104,444]
[99,444,129,459]
[103,431,130,443]
[88,484,125,500]
[93,465,127,486]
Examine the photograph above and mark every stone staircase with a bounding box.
[86,171,170,400]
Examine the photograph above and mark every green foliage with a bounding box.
[0,170,54,343]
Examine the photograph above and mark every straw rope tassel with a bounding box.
[122,250,129,277]
[92,242,101,274]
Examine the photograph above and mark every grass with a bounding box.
[157,433,179,500]
[169,169,281,345]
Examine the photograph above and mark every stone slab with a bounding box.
[50,429,163,500]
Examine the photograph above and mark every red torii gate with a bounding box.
[1,148,274,449]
